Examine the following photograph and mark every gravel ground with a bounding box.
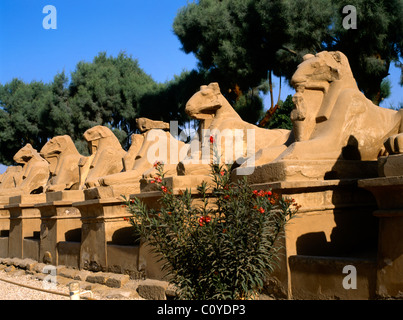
[0,267,145,300]
[0,269,70,300]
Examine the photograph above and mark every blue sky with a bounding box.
[0,0,200,173]
[0,0,198,84]
[0,0,402,173]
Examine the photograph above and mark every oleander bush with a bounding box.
[123,139,299,300]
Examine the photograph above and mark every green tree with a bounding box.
[265,95,295,130]
[329,0,403,104]
[0,52,160,164]
[139,69,209,127]
[0,79,50,165]
[173,0,403,108]
[40,72,75,141]
[173,0,275,123]
[68,51,157,150]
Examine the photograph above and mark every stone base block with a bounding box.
[22,238,39,261]
[45,190,85,202]
[0,197,10,206]
[84,185,141,200]
[8,194,46,205]
[289,255,376,300]
[140,175,213,193]
[0,237,8,257]
[378,154,403,177]
[57,241,81,269]
[233,160,378,185]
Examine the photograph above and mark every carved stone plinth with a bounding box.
[140,175,213,193]
[0,205,9,236]
[233,160,378,185]
[84,184,140,201]
[0,204,9,258]
[35,190,84,266]
[378,154,403,178]
[358,176,403,298]
[5,194,46,260]
[72,198,131,272]
[250,178,378,299]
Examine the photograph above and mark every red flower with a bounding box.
[123,217,130,221]
[223,195,230,200]
[198,215,211,226]
[209,135,214,144]
[153,161,161,168]
[220,171,225,176]
[258,207,265,214]
[150,180,155,184]
[161,186,168,193]
[253,190,266,197]
[153,176,162,183]
[265,191,272,196]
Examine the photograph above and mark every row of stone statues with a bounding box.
[1,50,403,198]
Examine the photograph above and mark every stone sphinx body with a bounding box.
[0,166,22,191]
[250,51,402,167]
[40,135,83,192]
[80,125,127,188]
[179,82,291,175]
[99,121,188,187]
[0,144,49,196]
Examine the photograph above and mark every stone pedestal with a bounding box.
[140,175,213,193]
[6,194,46,260]
[35,190,84,266]
[0,196,11,238]
[288,255,376,300]
[0,203,10,258]
[0,204,10,237]
[233,159,378,184]
[72,197,132,272]
[250,179,378,299]
[358,176,403,298]
[84,184,141,201]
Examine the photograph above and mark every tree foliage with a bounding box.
[139,69,208,126]
[329,0,403,104]
[0,79,50,164]
[265,95,295,130]
[68,52,157,151]
[173,0,403,106]
[0,52,163,164]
